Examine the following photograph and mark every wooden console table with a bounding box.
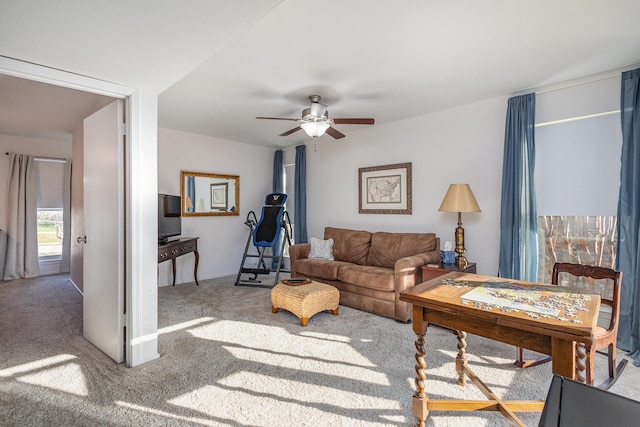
[399,272,599,427]
[158,237,199,286]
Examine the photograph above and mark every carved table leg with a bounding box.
[411,305,429,427]
[413,330,428,427]
[456,330,467,386]
[575,342,589,384]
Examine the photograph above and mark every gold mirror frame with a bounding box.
[180,170,240,216]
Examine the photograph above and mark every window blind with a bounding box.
[36,159,65,210]
[534,76,622,216]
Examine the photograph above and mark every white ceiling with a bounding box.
[2,1,640,148]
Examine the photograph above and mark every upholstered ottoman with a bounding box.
[271,281,340,326]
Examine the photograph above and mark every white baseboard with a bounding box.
[69,278,83,295]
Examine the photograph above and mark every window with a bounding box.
[35,159,66,260]
[534,76,621,283]
[536,216,617,283]
[37,209,63,258]
[284,163,295,243]
[282,163,296,256]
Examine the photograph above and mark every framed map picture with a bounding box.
[358,162,412,214]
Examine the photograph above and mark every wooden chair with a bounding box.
[553,263,627,389]
[514,346,551,368]
[515,263,627,389]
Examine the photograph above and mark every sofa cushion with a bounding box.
[324,227,372,265]
[294,259,352,281]
[367,232,437,269]
[337,264,395,292]
[309,237,334,260]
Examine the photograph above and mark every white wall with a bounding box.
[303,96,509,276]
[157,128,274,285]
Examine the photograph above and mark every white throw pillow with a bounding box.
[309,237,334,260]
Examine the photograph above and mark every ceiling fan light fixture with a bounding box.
[300,121,330,137]
[257,94,374,139]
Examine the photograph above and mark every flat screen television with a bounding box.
[158,193,181,243]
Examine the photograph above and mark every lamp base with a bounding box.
[454,217,467,269]
[456,255,468,269]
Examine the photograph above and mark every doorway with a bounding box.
[0,57,160,367]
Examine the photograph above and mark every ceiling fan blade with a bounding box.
[280,126,302,136]
[256,116,299,121]
[325,127,346,139]
[332,118,375,125]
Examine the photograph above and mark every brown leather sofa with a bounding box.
[289,227,440,322]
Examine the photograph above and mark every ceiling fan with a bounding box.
[256,95,375,139]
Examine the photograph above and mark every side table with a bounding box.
[421,261,476,282]
[158,237,200,286]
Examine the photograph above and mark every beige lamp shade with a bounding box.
[185,195,194,209]
[438,184,481,213]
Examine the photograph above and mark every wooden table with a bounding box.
[158,237,199,286]
[399,272,600,427]
[422,262,477,282]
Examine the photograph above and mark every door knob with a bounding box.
[77,236,87,243]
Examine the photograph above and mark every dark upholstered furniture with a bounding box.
[289,227,440,322]
[538,375,640,426]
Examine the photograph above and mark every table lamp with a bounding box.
[438,184,481,267]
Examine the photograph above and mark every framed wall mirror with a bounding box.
[181,170,240,216]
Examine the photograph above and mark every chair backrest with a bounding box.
[551,262,622,331]
[253,193,288,248]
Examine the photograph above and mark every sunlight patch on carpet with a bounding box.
[0,354,77,377]
[169,372,405,426]
[116,401,225,426]
[299,331,351,343]
[221,371,399,408]
[18,362,88,396]
[435,348,513,366]
[157,316,216,335]
[223,345,389,385]
[379,414,407,422]
[189,319,375,366]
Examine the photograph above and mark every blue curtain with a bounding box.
[186,176,195,213]
[617,68,640,366]
[272,150,284,269]
[294,145,308,244]
[498,93,538,281]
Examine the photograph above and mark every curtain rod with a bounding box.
[280,144,303,152]
[5,152,67,162]
[535,110,620,128]
[534,73,619,96]
[513,62,640,97]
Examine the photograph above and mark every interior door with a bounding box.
[82,100,125,363]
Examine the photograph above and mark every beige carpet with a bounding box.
[0,274,637,426]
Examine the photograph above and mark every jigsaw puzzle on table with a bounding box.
[445,279,592,321]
